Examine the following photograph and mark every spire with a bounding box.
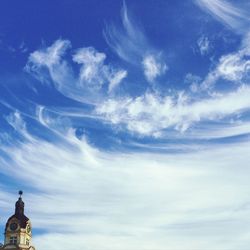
[15,190,24,216]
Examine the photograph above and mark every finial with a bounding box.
[19,190,23,198]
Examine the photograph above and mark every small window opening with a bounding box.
[10,236,17,244]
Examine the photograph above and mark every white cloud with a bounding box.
[73,47,106,86]
[185,121,250,140]
[96,85,250,136]
[1,114,250,249]
[197,35,211,56]
[26,40,127,103]
[108,69,127,93]
[6,111,26,132]
[23,36,250,139]
[194,1,250,90]
[25,39,75,93]
[195,0,250,33]
[184,73,202,92]
[19,41,28,53]
[142,54,167,82]
[27,39,71,68]
[73,47,127,92]
[103,2,147,64]
[2,2,250,249]
[201,47,250,89]
[104,2,167,82]
[217,52,250,81]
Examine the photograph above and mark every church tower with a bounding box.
[1,191,35,250]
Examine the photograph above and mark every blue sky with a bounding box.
[1,0,250,249]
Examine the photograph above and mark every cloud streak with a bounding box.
[1,112,250,250]
[96,85,250,136]
[24,34,250,139]
[104,2,167,82]
[25,40,127,104]
[195,0,250,33]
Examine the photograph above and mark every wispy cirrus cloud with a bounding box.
[25,40,127,103]
[142,54,168,82]
[1,111,250,250]
[25,39,77,98]
[2,1,250,250]
[73,47,127,92]
[201,40,250,90]
[24,37,250,139]
[195,0,250,33]
[197,35,211,56]
[184,73,202,93]
[96,85,250,136]
[103,2,167,82]
[191,0,250,91]
[108,69,128,93]
[103,2,147,65]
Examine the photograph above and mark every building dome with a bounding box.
[5,191,30,230]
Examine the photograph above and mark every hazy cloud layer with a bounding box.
[1,113,250,250]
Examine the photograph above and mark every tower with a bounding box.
[1,191,35,250]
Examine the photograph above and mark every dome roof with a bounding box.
[5,191,30,230]
[6,213,29,229]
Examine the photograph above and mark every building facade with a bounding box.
[0,191,36,250]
